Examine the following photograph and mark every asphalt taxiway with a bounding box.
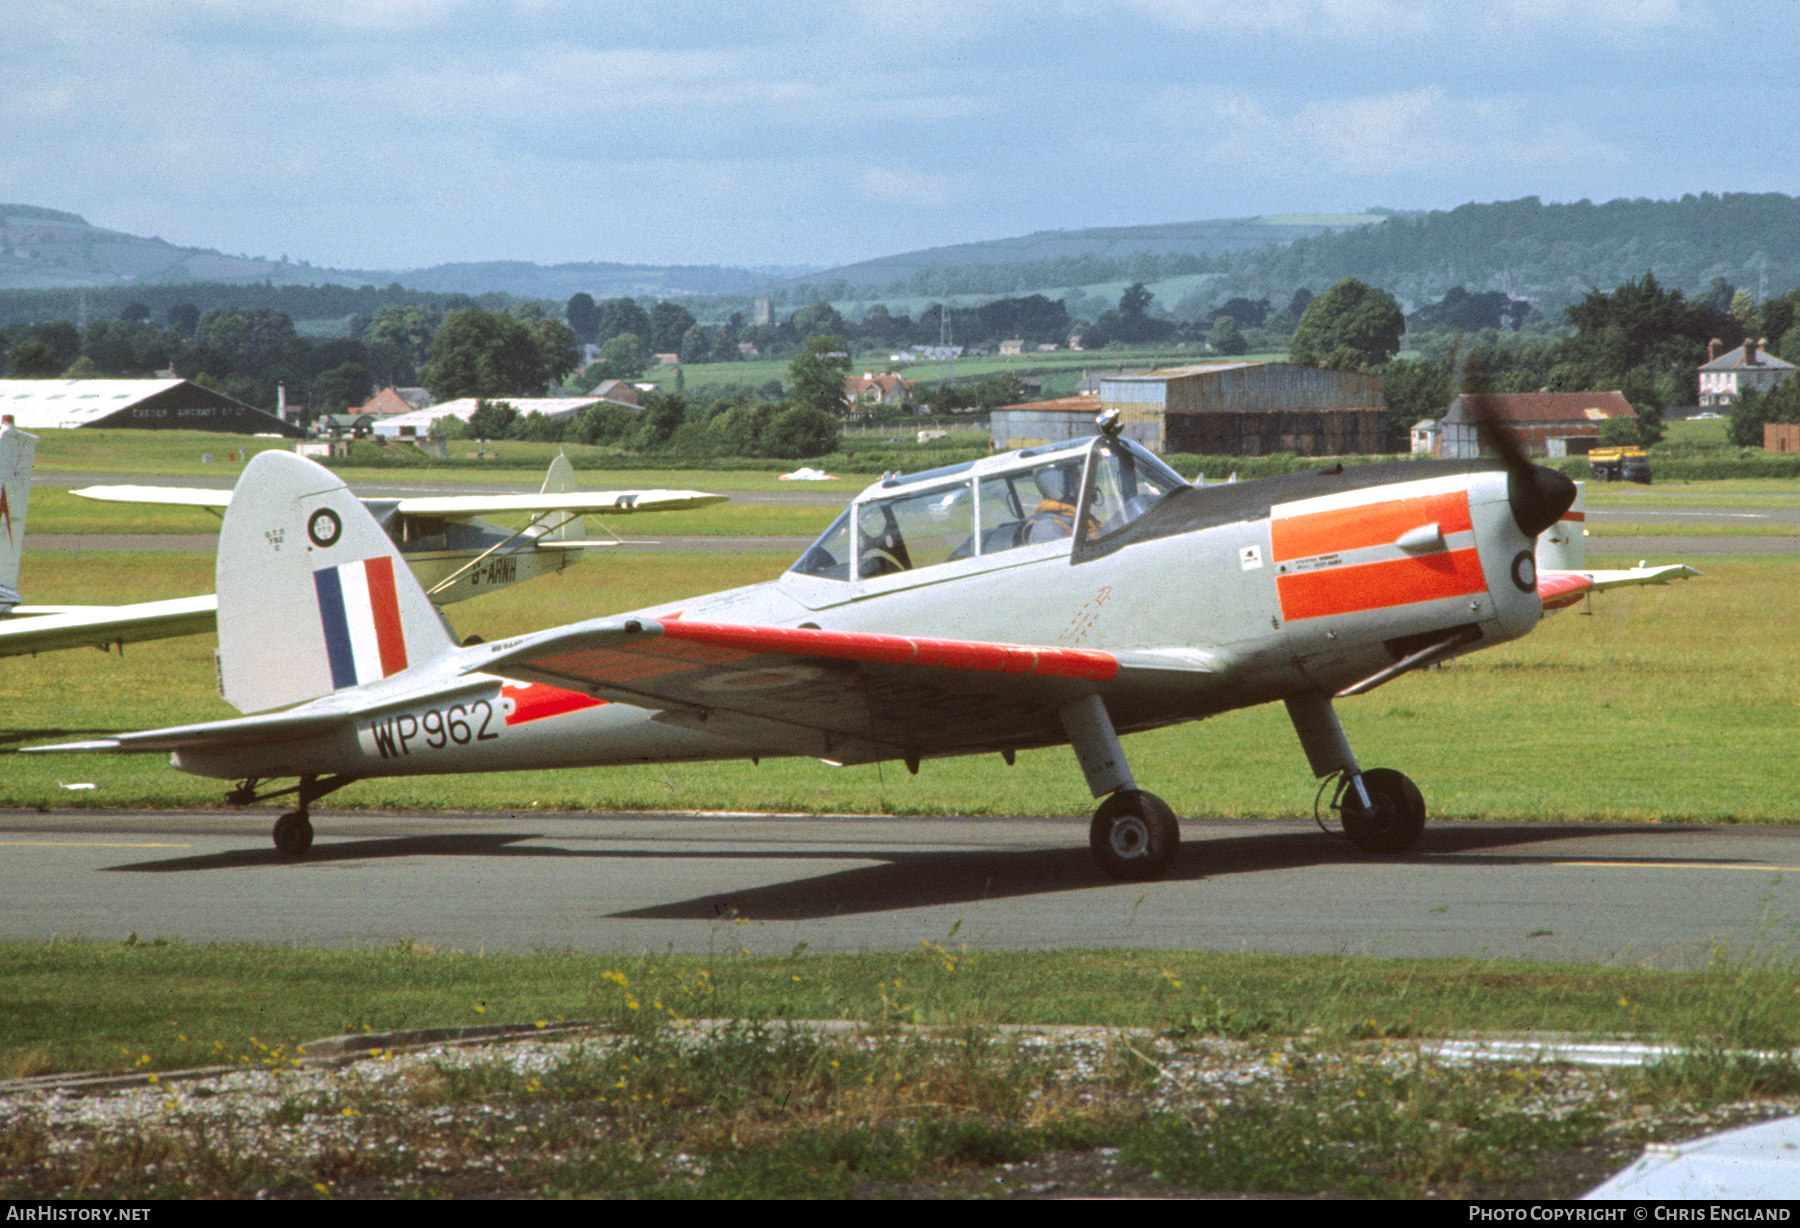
[3,809,1796,966]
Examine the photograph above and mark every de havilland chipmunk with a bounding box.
[0,418,725,656]
[31,408,1675,880]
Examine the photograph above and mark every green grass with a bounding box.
[1660,418,1732,448]
[5,941,1798,1079]
[4,940,1798,1198]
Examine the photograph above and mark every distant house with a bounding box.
[358,386,432,416]
[1437,392,1636,459]
[593,379,639,407]
[1698,339,1796,408]
[845,371,914,408]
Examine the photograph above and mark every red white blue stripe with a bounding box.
[315,556,408,688]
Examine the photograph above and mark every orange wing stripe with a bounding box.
[657,620,1120,681]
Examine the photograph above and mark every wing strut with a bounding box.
[424,511,582,598]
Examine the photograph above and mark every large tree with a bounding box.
[1288,278,1405,370]
[595,297,651,346]
[788,334,852,418]
[648,301,698,355]
[565,292,599,345]
[420,309,551,400]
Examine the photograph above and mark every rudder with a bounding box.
[216,451,454,712]
[1535,480,1587,574]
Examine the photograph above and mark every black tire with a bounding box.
[1089,789,1180,881]
[1340,768,1426,854]
[273,811,313,858]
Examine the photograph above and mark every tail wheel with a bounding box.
[273,811,314,858]
[1340,768,1426,854]
[1089,789,1180,881]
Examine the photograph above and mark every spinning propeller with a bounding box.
[1467,395,1579,537]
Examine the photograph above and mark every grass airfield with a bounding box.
[5,432,1800,1198]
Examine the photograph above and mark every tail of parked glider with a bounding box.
[0,416,37,612]
[216,451,456,713]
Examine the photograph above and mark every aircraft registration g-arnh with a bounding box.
[33,410,1597,880]
[0,424,724,656]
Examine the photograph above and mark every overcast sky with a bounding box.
[9,1,1798,274]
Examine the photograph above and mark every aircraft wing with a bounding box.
[475,617,1222,761]
[71,487,728,520]
[0,595,218,657]
[392,490,728,519]
[69,485,231,509]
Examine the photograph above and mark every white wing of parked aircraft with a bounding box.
[2,437,726,656]
[70,455,727,605]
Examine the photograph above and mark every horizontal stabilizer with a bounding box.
[1585,563,1702,591]
[24,704,351,755]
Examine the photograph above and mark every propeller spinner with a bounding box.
[1468,395,1579,537]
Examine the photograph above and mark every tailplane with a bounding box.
[216,451,454,712]
[0,416,37,612]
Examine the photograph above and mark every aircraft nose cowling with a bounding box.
[1508,462,1578,539]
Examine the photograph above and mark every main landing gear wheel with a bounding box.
[1339,768,1425,855]
[272,811,314,858]
[1089,789,1180,881]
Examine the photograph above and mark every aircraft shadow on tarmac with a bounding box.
[95,820,1748,921]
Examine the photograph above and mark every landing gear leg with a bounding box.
[1061,695,1181,880]
[226,774,354,859]
[1285,693,1428,855]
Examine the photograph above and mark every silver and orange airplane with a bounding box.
[30,410,1638,879]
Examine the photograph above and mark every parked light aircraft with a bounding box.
[33,410,1595,880]
[0,425,724,656]
[70,454,727,605]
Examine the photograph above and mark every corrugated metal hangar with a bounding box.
[992,362,1389,456]
[0,379,303,436]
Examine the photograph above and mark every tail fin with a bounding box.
[1535,480,1587,573]
[536,451,585,543]
[0,417,38,612]
[216,451,454,713]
